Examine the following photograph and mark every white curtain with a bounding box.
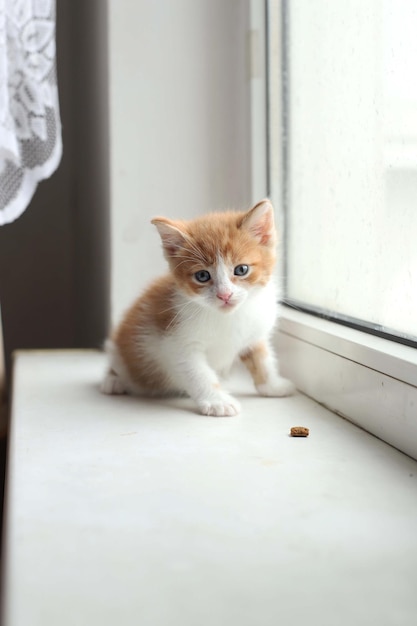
[0,0,61,225]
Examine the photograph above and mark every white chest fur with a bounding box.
[158,280,279,374]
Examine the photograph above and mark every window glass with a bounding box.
[283,0,417,342]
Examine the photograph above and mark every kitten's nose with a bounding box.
[216,291,233,303]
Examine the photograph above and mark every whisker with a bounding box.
[174,258,199,270]
[166,300,198,330]
[159,297,192,316]
[177,241,208,265]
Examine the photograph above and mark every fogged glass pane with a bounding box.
[285,0,417,340]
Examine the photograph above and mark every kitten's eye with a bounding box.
[234,264,249,277]
[194,270,211,283]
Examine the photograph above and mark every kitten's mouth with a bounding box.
[219,300,237,311]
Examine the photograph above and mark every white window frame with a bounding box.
[260,0,417,460]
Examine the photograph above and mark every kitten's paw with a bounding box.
[100,371,127,395]
[257,377,296,398]
[198,392,241,417]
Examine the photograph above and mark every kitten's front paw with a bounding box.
[100,372,126,395]
[257,377,296,398]
[198,392,241,417]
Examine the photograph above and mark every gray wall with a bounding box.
[0,0,110,382]
[107,0,254,323]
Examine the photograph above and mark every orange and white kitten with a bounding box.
[101,199,295,416]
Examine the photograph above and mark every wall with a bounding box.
[70,1,110,346]
[108,0,253,324]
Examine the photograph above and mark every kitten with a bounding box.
[101,199,295,416]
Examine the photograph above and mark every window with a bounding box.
[265,0,417,459]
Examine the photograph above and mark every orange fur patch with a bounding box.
[159,210,277,291]
[240,342,269,386]
[113,276,179,391]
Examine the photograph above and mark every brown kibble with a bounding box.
[290,426,309,437]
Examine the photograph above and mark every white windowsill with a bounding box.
[2,350,417,626]
[276,307,417,460]
[279,306,417,385]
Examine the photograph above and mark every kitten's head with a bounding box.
[152,199,277,313]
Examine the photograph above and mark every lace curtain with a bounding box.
[0,0,61,226]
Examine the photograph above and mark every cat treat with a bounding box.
[290,427,309,437]
[101,199,295,416]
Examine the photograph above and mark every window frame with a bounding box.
[263,0,417,460]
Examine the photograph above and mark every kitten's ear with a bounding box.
[240,199,276,246]
[151,217,187,257]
